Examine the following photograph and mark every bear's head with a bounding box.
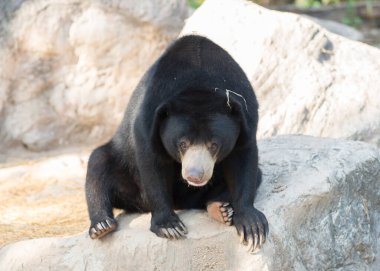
[160,113,239,186]
[151,90,249,187]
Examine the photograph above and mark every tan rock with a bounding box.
[0,0,187,151]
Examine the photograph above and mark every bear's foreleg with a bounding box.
[135,153,188,240]
[85,144,118,239]
[222,145,268,253]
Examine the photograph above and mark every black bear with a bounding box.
[85,35,268,252]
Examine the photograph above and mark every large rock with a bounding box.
[1,135,379,270]
[181,0,380,147]
[0,0,187,152]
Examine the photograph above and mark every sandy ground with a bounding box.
[0,151,91,246]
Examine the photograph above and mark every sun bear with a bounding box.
[85,35,268,252]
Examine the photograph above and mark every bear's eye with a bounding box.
[179,140,189,152]
[209,142,218,153]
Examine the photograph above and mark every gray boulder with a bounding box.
[181,0,380,147]
[1,135,379,270]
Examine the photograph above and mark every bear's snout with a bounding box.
[184,167,204,185]
[181,145,215,187]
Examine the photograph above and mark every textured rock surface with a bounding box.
[1,135,379,270]
[181,0,380,147]
[0,0,187,151]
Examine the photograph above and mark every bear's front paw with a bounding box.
[89,217,117,239]
[150,212,188,240]
[233,207,268,253]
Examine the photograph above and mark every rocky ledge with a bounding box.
[1,135,379,271]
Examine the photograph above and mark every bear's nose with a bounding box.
[185,168,204,183]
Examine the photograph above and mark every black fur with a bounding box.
[85,35,268,247]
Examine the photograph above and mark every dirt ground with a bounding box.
[0,151,90,246]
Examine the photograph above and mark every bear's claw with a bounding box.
[151,213,188,240]
[233,207,268,253]
[89,218,117,239]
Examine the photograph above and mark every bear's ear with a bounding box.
[229,98,253,148]
[150,103,169,154]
